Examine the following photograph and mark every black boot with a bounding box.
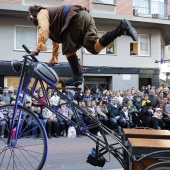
[99,19,138,47]
[63,55,84,86]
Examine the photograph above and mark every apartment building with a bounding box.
[0,0,170,92]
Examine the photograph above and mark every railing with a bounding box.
[133,0,170,19]
[93,0,115,5]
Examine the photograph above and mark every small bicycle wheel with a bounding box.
[0,104,48,170]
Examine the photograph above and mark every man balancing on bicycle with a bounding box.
[28,5,138,87]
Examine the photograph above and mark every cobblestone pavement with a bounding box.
[43,135,124,170]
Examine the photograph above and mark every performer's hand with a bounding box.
[31,50,40,56]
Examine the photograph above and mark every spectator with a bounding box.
[96,100,109,126]
[127,100,138,113]
[64,88,74,101]
[83,100,101,136]
[133,90,143,103]
[83,91,93,104]
[102,90,112,103]
[0,87,11,104]
[42,100,60,138]
[134,97,142,111]
[74,88,84,104]
[152,108,164,129]
[148,89,160,108]
[144,85,151,95]
[131,88,135,97]
[107,98,121,131]
[72,100,86,127]
[0,101,6,138]
[142,93,151,106]
[57,99,73,137]
[157,91,164,104]
[71,100,86,137]
[114,91,123,106]
[164,99,170,119]
[119,105,133,128]
[34,89,47,111]
[50,91,60,109]
[140,102,158,129]
[123,91,133,107]
[92,88,103,102]
[25,100,46,138]
[163,87,169,98]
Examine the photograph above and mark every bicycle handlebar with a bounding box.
[22,44,31,54]
[22,44,38,62]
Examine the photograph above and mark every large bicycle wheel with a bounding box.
[0,104,48,170]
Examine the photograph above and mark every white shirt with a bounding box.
[51,95,60,106]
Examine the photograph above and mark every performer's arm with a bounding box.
[36,9,50,51]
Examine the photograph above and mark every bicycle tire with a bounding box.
[0,104,48,170]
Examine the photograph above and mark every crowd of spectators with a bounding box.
[0,84,170,139]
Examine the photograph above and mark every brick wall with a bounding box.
[64,0,92,11]
[0,0,21,5]
[116,0,133,15]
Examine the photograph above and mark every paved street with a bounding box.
[43,135,123,170]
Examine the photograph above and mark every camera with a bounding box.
[102,101,107,105]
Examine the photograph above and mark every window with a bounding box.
[15,26,37,50]
[133,0,166,18]
[133,0,150,15]
[15,25,52,51]
[94,0,115,4]
[84,32,115,55]
[130,34,150,56]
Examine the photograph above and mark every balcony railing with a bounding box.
[133,0,170,19]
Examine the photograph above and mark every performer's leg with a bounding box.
[63,53,84,86]
[95,19,138,52]
[49,42,59,65]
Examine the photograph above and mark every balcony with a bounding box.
[133,0,170,19]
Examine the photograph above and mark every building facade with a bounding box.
[0,0,170,92]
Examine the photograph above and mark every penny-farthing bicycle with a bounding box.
[1,44,169,170]
[0,44,127,170]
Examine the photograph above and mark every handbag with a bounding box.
[67,126,76,138]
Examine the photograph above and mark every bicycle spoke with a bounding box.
[16,143,43,155]
[9,147,26,170]
[0,146,8,167]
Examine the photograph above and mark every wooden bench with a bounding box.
[128,138,170,170]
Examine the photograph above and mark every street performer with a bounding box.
[28,5,138,86]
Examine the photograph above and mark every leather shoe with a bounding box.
[120,19,138,41]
